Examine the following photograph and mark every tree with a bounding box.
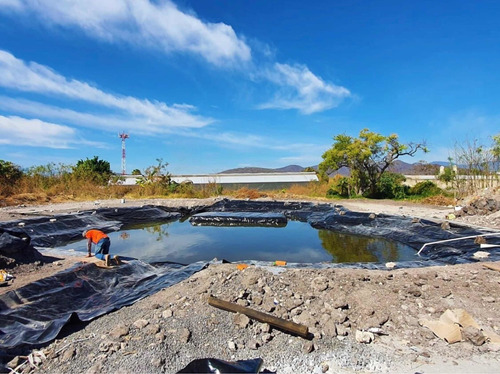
[131,169,142,175]
[73,156,111,184]
[136,158,172,193]
[319,129,427,196]
[0,160,23,185]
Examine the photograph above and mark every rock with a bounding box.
[233,313,250,328]
[462,326,486,346]
[355,330,375,344]
[252,295,263,306]
[408,288,422,297]
[133,319,149,329]
[151,357,165,367]
[321,362,329,373]
[179,328,191,343]
[7,356,22,369]
[312,276,329,291]
[109,324,130,340]
[482,296,495,303]
[369,213,376,219]
[474,236,487,244]
[85,362,103,374]
[321,319,338,337]
[473,251,490,259]
[385,262,396,269]
[227,340,237,351]
[156,332,166,343]
[441,221,451,230]
[236,299,248,306]
[302,341,314,353]
[248,339,260,350]
[257,322,271,334]
[261,333,272,343]
[162,309,173,318]
[98,341,111,352]
[145,324,160,335]
[336,324,349,336]
[241,273,260,287]
[292,311,317,327]
[359,313,390,330]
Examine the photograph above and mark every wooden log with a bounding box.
[483,262,500,272]
[208,296,309,338]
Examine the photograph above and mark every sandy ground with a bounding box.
[1,197,500,373]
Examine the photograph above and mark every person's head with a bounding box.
[82,230,88,238]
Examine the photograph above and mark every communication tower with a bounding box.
[119,132,129,175]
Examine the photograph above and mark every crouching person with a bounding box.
[83,229,120,266]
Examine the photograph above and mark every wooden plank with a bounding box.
[208,296,309,338]
[483,263,500,272]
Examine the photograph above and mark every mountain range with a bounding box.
[220,160,447,175]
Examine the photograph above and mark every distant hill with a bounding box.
[220,160,446,175]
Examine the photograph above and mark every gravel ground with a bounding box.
[2,197,500,373]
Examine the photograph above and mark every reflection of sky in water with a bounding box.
[53,220,417,264]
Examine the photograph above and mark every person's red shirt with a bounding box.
[85,230,108,244]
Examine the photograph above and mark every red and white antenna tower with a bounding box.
[119,132,129,175]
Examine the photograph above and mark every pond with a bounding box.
[54,219,418,264]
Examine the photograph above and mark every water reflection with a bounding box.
[53,220,417,264]
[318,230,411,263]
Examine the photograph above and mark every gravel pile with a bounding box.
[7,261,500,374]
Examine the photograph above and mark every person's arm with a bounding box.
[87,237,92,257]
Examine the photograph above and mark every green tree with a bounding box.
[136,159,172,193]
[319,129,427,196]
[131,169,142,175]
[0,160,23,185]
[73,156,111,184]
[492,134,500,172]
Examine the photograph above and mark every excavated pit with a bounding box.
[1,199,499,354]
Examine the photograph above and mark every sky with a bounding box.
[0,0,499,175]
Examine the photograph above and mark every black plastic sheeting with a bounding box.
[0,260,206,351]
[189,212,287,227]
[0,205,181,248]
[0,199,499,356]
[177,358,263,373]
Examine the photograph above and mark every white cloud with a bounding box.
[0,115,104,148]
[258,63,351,114]
[0,50,213,130]
[0,0,251,67]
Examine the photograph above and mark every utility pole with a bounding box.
[119,132,129,175]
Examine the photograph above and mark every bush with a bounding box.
[374,172,408,199]
[0,160,23,184]
[409,181,443,197]
[73,156,111,185]
[326,175,350,198]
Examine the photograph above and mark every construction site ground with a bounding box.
[1,197,499,373]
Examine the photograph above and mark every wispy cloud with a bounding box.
[0,115,104,148]
[258,63,351,114]
[1,2,351,115]
[0,0,251,67]
[0,50,214,130]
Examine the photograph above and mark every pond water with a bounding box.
[55,220,418,264]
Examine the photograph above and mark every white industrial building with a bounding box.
[115,172,318,189]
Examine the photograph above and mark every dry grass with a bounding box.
[227,187,268,199]
[285,182,332,198]
[420,194,456,206]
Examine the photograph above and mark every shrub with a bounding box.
[326,175,350,198]
[409,181,443,197]
[374,172,408,199]
[73,156,111,185]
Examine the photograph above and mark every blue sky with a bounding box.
[0,0,499,174]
